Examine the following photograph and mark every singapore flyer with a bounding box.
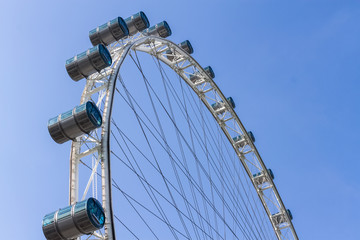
[41,9,299,240]
[1,2,359,240]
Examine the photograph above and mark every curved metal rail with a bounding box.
[69,35,298,240]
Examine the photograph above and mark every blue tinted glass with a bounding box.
[99,214,105,225]
[99,23,108,30]
[75,103,86,113]
[89,28,97,35]
[110,18,117,24]
[98,45,112,66]
[180,40,191,53]
[86,102,102,127]
[42,212,56,227]
[118,17,129,35]
[87,198,105,227]
[66,57,75,65]
[124,16,131,23]
[74,200,87,213]
[139,11,149,28]
[163,21,172,36]
[48,116,58,126]
[205,66,215,78]
[77,51,87,59]
[57,206,72,219]
[227,97,235,108]
[89,45,98,53]
[233,135,242,142]
[248,131,255,142]
[61,110,73,120]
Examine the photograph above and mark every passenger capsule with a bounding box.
[65,44,112,81]
[125,11,150,36]
[211,97,235,112]
[48,101,102,144]
[189,66,215,82]
[253,169,274,180]
[272,209,293,225]
[247,131,255,142]
[89,17,129,46]
[232,131,255,147]
[268,168,274,180]
[287,209,293,220]
[42,198,105,240]
[142,21,172,38]
[166,40,194,61]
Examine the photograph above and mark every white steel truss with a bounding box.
[68,34,298,240]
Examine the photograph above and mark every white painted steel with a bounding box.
[68,34,298,240]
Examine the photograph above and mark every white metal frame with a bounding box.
[68,34,298,240]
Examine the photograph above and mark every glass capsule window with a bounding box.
[118,18,129,35]
[86,102,102,127]
[89,28,97,35]
[99,45,112,66]
[57,206,72,219]
[89,45,98,53]
[66,57,75,65]
[42,212,56,227]
[77,51,87,60]
[87,198,105,226]
[48,116,58,126]
[99,23,108,30]
[74,200,87,214]
[140,12,149,25]
[75,103,86,113]
[61,110,73,120]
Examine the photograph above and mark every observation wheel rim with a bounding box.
[74,35,298,240]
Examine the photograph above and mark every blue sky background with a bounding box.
[0,0,359,239]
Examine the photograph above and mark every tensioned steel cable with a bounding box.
[152,54,211,240]
[111,121,227,240]
[81,53,274,240]
[119,56,258,240]
[112,87,236,239]
[130,50,255,239]
[112,84,248,239]
[107,46,278,238]
[78,156,189,239]
[118,51,262,239]
[152,54,274,240]
[145,51,270,239]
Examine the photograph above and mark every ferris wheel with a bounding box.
[42,11,298,240]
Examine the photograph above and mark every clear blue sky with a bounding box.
[0,0,359,239]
